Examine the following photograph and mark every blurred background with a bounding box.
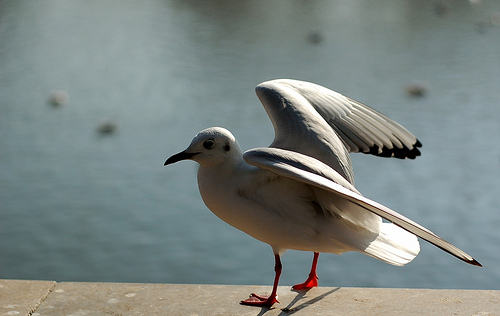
[1,0,499,290]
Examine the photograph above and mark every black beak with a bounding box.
[164,151,198,166]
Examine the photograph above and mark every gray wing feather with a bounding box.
[256,79,421,159]
[243,147,481,267]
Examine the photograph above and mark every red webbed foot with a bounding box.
[240,293,279,307]
[240,254,282,307]
[292,273,318,290]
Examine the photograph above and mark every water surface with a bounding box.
[1,0,499,290]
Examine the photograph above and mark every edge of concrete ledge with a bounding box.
[1,279,499,315]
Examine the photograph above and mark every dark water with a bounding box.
[1,0,500,290]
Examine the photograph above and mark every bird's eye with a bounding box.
[203,139,215,149]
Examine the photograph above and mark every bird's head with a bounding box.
[164,127,242,168]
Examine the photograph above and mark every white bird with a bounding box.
[164,79,481,307]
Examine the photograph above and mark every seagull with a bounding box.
[164,79,481,307]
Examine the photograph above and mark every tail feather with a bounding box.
[363,223,420,266]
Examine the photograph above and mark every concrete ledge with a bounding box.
[0,280,55,315]
[1,280,498,315]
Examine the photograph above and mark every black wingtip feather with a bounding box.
[366,141,422,160]
[431,242,483,267]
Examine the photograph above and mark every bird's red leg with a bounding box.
[292,252,319,290]
[240,254,282,307]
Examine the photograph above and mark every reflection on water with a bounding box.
[1,0,499,290]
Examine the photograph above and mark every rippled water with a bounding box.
[1,0,499,290]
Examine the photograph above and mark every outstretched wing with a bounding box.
[243,147,481,267]
[255,79,422,182]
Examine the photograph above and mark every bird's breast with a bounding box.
[196,165,273,229]
[195,165,356,253]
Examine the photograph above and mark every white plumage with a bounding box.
[164,79,481,307]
